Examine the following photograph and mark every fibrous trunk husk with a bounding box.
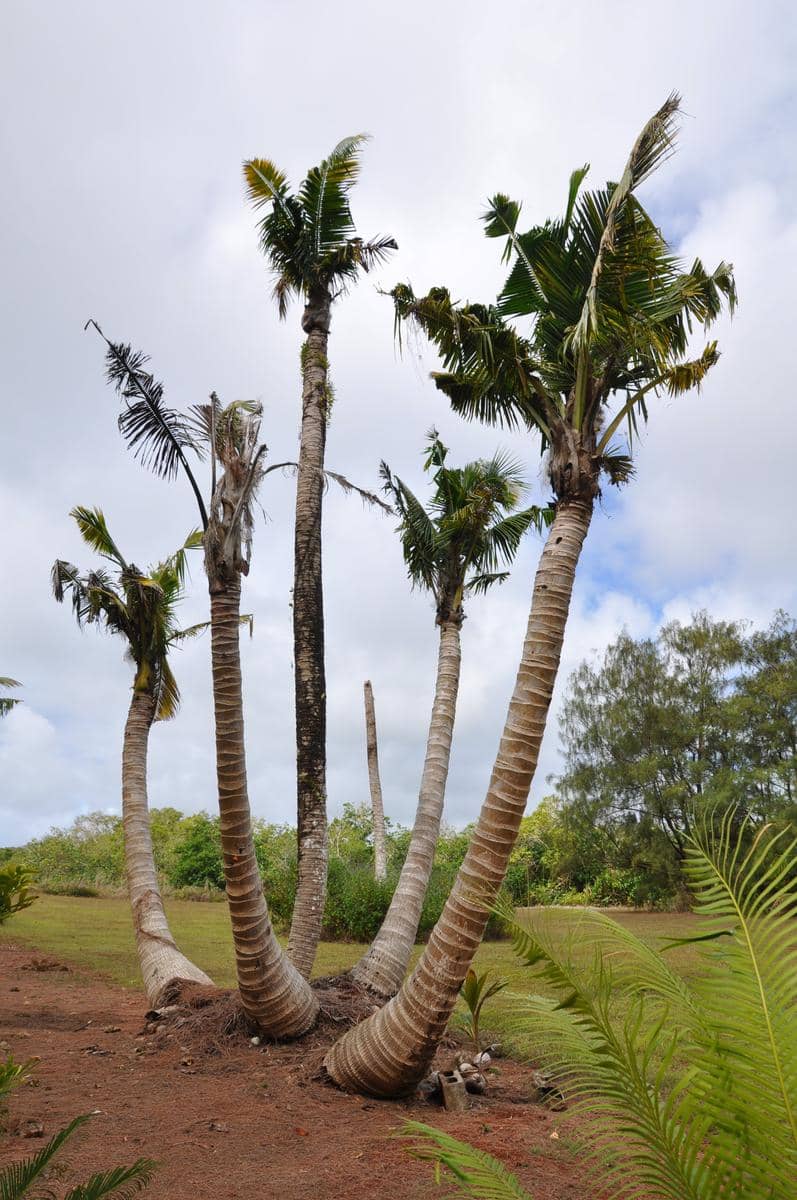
[324,499,593,1095]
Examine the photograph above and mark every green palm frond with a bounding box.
[0,1056,34,1099]
[678,810,797,1186]
[408,817,797,1200]
[0,1112,155,1200]
[0,677,22,719]
[402,1123,531,1199]
[465,571,510,596]
[242,157,291,212]
[63,1158,155,1200]
[390,283,552,436]
[0,1115,90,1200]
[571,93,681,353]
[298,133,367,255]
[70,507,128,568]
[380,464,438,594]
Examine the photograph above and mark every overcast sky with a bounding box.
[2,0,796,847]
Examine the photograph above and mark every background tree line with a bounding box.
[8,610,792,918]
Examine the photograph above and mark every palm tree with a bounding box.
[324,95,737,1096]
[0,677,21,718]
[244,137,397,977]
[351,431,547,997]
[192,394,318,1034]
[51,507,214,1006]
[89,330,319,1033]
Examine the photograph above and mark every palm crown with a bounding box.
[244,135,397,320]
[381,431,550,625]
[51,507,204,720]
[0,677,22,719]
[391,95,736,502]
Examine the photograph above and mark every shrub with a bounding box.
[0,865,36,923]
[169,814,225,890]
[36,879,101,898]
[322,859,395,942]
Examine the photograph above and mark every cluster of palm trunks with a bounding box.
[52,95,735,1099]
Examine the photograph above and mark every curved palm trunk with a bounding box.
[288,318,330,979]
[324,500,592,1095]
[210,579,318,1035]
[122,688,214,1007]
[352,621,462,996]
[363,681,387,882]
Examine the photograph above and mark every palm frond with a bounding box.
[390,283,553,437]
[242,157,291,213]
[321,468,393,513]
[299,133,368,256]
[678,809,797,1187]
[86,323,208,529]
[413,817,797,1200]
[64,1158,155,1200]
[0,1114,91,1200]
[571,93,681,352]
[70,507,128,568]
[464,570,510,595]
[402,1122,531,1199]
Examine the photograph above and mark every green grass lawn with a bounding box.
[6,895,704,1054]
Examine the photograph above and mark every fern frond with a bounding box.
[64,1158,156,1200]
[0,1115,90,1200]
[402,1122,531,1199]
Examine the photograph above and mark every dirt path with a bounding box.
[1,940,588,1199]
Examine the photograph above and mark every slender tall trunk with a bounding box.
[324,500,592,1095]
[122,688,214,1008]
[363,680,387,882]
[210,578,318,1035]
[288,316,330,979]
[352,622,462,996]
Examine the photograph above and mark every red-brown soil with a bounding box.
[1,941,593,1199]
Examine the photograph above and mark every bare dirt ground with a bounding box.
[1,940,597,1199]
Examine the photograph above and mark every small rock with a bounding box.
[9,986,19,993]
[22,1121,44,1138]
[250,1036,261,1046]
[464,1071,487,1095]
[416,1072,441,1099]
[531,1070,567,1111]
[209,1120,229,1133]
[474,1051,491,1067]
[103,1025,121,1034]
